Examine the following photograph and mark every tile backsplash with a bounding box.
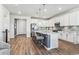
[63,26,79,31]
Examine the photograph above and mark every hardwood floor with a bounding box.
[10,35,79,55]
[59,39,79,54]
[10,36,50,55]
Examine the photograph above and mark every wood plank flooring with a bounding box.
[10,35,79,55]
[59,39,79,55]
[10,36,50,55]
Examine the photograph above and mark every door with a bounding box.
[17,19,26,35]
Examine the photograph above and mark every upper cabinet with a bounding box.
[59,11,77,26]
[76,11,79,25]
[60,14,70,26]
[64,14,70,26]
[59,16,64,26]
[51,9,79,26]
[69,12,77,25]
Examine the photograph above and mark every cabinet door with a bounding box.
[60,14,69,26]
[64,14,70,26]
[77,36,79,44]
[60,16,64,26]
[67,32,74,43]
[61,32,67,40]
[74,32,79,44]
[76,11,79,25]
[69,12,77,25]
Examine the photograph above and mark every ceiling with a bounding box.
[3,4,79,19]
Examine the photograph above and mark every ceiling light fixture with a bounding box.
[36,4,47,17]
[58,7,62,10]
[43,4,47,12]
[44,9,47,12]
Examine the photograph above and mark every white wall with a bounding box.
[10,15,51,38]
[0,5,10,41]
[0,5,3,41]
[10,15,30,38]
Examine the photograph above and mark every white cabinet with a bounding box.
[59,31,79,44]
[64,14,70,26]
[51,10,79,26]
[60,16,65,26]
[76,11,79,25]
[77,36,79,44]
[69,12,77,25]
[59,11,78,26]
[74,32,79,44]
[60,14,70,26]
[66,32,74,43]
[59,31,68,41]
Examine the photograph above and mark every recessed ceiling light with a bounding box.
[15,4,19,6]
[58,8,62,10]
[44,9,47,12]
[18,11,22,14]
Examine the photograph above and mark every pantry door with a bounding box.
[17,19,26,35]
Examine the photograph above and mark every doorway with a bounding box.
[14,18,26,37]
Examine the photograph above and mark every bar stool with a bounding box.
[35,33,44,46]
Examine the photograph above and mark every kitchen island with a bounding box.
[34,31,59,50]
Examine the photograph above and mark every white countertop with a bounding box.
[34,30,58,35]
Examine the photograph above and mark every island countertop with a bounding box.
[34,30,58,35]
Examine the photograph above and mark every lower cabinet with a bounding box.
[59,31,79,44]
[74,32,79,44]
[77,36,79,44]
